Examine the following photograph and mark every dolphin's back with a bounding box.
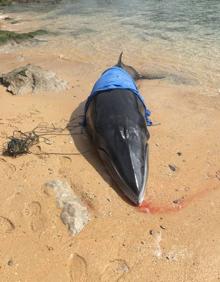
[95,89,146,128]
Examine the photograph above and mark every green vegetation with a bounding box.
[0,0,60,4]
[0,0,12,5]
[0,29,48,45]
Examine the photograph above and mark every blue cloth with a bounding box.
[84,66,152,126]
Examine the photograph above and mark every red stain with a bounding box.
[138,200,183,214]
[138,187,215,214]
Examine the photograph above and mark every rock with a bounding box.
[168,164,177,172]
[216,170,220,181]
[7,259,13,266]
[44,180,89,236]
[0,64,68,95]
[173,197,184,205]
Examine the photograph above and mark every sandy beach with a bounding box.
[0,9,220,282]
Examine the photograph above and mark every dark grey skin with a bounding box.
[85,54,151,205]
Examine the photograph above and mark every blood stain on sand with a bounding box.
[138,200,183,214]
[138,186,217,214]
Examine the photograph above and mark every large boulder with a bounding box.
[0,64,68,95]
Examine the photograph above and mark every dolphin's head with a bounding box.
[97,116,149,205]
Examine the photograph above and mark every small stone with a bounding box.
[168,164,177,172]
[184,186,190,192]
[7,259,13,266]
[46,246,54,251]
[45,139,53,145]
[216,170,220,180]
[177,152,182,156]
[173,197,184,205]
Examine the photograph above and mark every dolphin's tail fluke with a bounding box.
[116,52,166,81]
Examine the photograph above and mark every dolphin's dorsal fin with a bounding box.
[117,52,123,67]
[115,52,141,80]
[115,52,166,81]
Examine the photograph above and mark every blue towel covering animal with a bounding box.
[84,66,152,126]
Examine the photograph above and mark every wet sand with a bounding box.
[0,14,220,282]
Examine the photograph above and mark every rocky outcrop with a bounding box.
[0,64,68,95]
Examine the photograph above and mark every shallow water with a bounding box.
[2,0,220,94]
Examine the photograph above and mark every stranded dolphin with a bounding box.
[84,53,151,205]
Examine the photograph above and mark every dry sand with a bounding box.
[0,17,220,282]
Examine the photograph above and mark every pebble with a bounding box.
[7,259,13,266]
[168,164,177,172]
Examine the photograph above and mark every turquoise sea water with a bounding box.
[1,0,220,94]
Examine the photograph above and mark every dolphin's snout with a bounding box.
[98,126,148,206]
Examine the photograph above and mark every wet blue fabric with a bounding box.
[84,66,152,126]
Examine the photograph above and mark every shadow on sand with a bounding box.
[67,101,134,206]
